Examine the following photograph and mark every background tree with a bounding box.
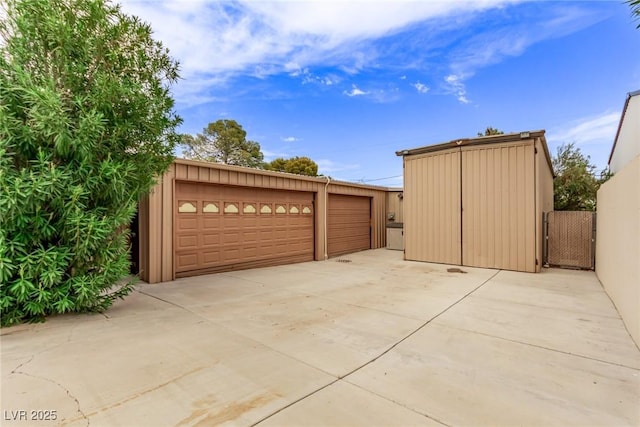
[181,119,265,168]
[552,143,609,211]
[266,156,319,176]
[477,127,504,136]
[629,0,640,27]
[0,0,181,325]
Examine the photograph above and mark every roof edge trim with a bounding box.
[608,89,640,166]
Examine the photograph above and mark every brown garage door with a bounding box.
[175,182,314,277]
[327,194,371,257]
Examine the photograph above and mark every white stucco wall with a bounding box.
[596,156,640,347]
[609,93,640,174]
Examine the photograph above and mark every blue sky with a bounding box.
[122,0,640,186]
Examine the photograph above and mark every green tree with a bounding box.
[0,0,181,326]
[477,127,504,137]
[629,0,640,27]
[552,143,609,211]
[181,119,265,168]
[266,156,319,176]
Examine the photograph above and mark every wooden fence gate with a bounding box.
[544,211,596,270]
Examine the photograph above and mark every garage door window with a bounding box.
[203,202,219,213]
[224,202,239,214]
[243,203,256,214]
[260,203,272,214]
[178,201,197,213]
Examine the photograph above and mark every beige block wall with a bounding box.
[596,155,640,346]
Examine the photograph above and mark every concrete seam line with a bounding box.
[439,324,640,372]
[252,269,502,426]
[337,269,503,379]
[250,378,341,426]
[597,278,640,354]
[341,380,452,427]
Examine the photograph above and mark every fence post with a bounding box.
[591,212,597,270]
[543,212,549,267]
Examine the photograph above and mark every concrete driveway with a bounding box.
[2,249,639,426]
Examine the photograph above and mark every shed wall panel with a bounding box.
[462,142,536,272]
[404,149,461,265]
[386,191,404,223]
[536,137,554,271]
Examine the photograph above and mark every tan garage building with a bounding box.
[396,130,554,273]
[138,159,390,283]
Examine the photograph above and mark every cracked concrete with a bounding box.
[7,354,88,425]
[1,249,639,426]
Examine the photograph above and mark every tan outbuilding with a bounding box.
[396,130,554,273]
[137,159,389,283]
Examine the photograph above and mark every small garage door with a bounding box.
[175,182,314,277]
[327,194,371,257]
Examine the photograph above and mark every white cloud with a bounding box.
[119,1,607,106]
[344,84,367,97]
[119,0,522,106]
[442,4,607,103]
[297,69,341,86]
[413,82,430,94]
[281,136,299,143]
[444,74,469,104]
[548,112,619,145]
[547,111,620,171]
[316,159,360,174]
[262,149,291,161]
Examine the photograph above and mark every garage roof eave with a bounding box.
[395,130,547,157]
[172,157,395,191]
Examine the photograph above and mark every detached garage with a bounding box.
[138,159,389,283]
[397,130,554,273]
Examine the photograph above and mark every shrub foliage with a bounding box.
[0,0,181,325]
[552,143,609,211]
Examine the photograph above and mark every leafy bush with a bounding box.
[552,143,609,211]
[0,0,181,325]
